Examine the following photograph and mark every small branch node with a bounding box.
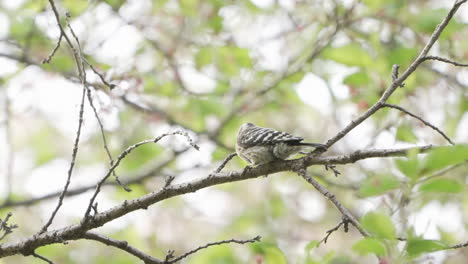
[391,64,399,81]
[0,212,18,241]
[213,153,237,173]
[325,164,341,177]
[164,176,175,188]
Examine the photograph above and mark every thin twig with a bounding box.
[86,88,130,191]
[0,212,18,241]
[416,160,468,184]
[82,131,199,219]
[382,103,454,145]
[297,169,369,237]
[324,164,341,177]
[83,232,162,264]
[39,85,86,234]
[42,33,63,64]
[164,236,261,264]
[83,59,115,89]
[213,153,237,173]
[39,0,88,234]
[319,217,350,245]
[391,64,403,87]
[422,55,468,67]
[31,252,54,264]
[3,93,14,202]
[163,176,175,188]
[448,240,468,250]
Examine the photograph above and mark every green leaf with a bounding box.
[269,194,286,218]
[405,239,447,257]
[419,178,463,193]
[251,242,288,264]
[195,47,215,69]
[208,14,224,33]
[352,238,387,256]
[63,0,89,16]
[361,212,395,239]
[179,0,199,16]
[359,175,400,197]
[121,143,164,172]
[395,148,420,179]
[362,0,386,10]
[214,81,230,94]
[285,71,306,83]
[413,9,447,34]
[105,0,127,9]
[305,240,320,252]
[215,46,252,76]
[387,47,418,69]
[22,1,47,12]
[232,47,252,68]
[343,72,371,86]
[422,145,468,173]
[322,44,373,67]
[42,54,76,73]
[396,125,418,143]
[9,17,34,40]
[190,244,238,264]
[30,126,60,165]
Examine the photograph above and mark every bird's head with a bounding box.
[237,122,256,142]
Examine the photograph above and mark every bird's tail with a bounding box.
[296,142,327,149]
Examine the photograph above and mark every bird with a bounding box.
[236,122,326,166]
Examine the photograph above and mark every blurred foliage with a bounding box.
[0,0,467,263]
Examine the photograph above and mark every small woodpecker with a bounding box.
[236,122,326,166]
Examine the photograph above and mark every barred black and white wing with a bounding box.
[237,123,303,147]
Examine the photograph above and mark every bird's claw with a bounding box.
[241,165,253,177]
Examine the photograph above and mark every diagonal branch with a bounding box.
[319,217,350,244]
[382,103,454,145]
[39,0,89,234]
[212,153,237,173]
[83,232,162,264]
[164,236,261,264]
[82,131,199,219]
[31,251,54,264]
[297,169,369,238]
[323,0,467,148]
[86,88,130,191]
[39,84,86,234]
[448,240,468,250]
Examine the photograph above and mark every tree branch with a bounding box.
[82,131,199,219]
[83,232,162,264]
[297,169,369,238]
[164,236,261,264]
[39,0,89,234]
[422,55,468,67]
[382,103,454,145]
[31,251,54,264]
[323,0,467,148]
[0,145,437,258]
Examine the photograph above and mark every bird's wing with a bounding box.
[239,126,303,147]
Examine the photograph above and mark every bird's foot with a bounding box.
[240,165,253,178]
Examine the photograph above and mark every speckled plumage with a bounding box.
[236,123,325,165]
